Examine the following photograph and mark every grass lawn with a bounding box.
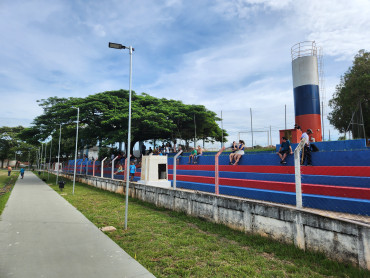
[0,169,19,215]
[43,173,369,277]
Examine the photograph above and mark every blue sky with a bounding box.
[0,0,369,148]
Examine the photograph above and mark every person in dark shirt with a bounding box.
[277,137,293,164]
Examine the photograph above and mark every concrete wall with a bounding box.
[61,173,370,270]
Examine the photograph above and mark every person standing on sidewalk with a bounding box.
[20,167,25,179]
[7,166,12,176]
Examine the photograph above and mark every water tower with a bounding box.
[291,41,322,142]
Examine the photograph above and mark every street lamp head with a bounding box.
[109,42,126,49]
[109,42,134,51]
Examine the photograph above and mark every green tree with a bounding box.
[0,126,37,167]
[20,91,228,156]
[328,50,370,138]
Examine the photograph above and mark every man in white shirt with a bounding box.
[301,129,313,166]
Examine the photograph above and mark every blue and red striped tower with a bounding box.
[291,41,322,142]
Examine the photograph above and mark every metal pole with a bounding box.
[294,138,306,208]
[321,101,324,141]
[28,152,30,171]
[48,137,52,180]
[36,149,39,170]
[173,150,183,189]
[44,142,47,176]
[86,158,89,176]
[73,107,79,195]
[359,101,366,139]
[56,124,62,185]
[270,125,272,146]
[101,157,107,178]
[194,114,196,148]
[124,46,133,230]
[221,110,223,148]
[285,104,287,130]
[215,146,225,195]
[40,144,43,171]
[111,156,118,179]
[250,108,253,148]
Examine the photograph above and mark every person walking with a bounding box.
[20,167,25,179]
[7,166,12,176]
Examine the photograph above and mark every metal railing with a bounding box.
[291,41,317,60]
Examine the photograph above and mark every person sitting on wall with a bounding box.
[301,129,313,166]
[114,164,124,175]
[193,145,203,164]
[230,140,245,165]
[188,147,197,164]
[277,137,293,164]
[229,141,238,165]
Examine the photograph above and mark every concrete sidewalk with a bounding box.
[0,172,155,278]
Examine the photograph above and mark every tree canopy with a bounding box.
[328,50,370,138]
[19,90,227,156]
[0,126,37,166]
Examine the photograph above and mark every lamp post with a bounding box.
[48,137,52,180]
[40,144,43,171]
[56,124,62,185]
[72,107,80,195]
[43,141,47,177]
[109,42,134,230]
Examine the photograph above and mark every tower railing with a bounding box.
[291,41,317,60]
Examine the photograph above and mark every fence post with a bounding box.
[294,138,306,208]
[111,156,118,180]
[101,157,107,178]
[215,146,226,195]
[86,159,89,176]
[93,160,96,176]
[173,150,183,189]
[80,159,83,174]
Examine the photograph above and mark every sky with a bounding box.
[0,0,369,149]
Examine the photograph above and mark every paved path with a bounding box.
[0,172,155,278]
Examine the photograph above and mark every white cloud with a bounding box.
[0,0,366,145]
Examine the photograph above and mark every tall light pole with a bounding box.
[48,137,52,180]
[72,107,80,195]
[56,124,62,185]
[40,144,43,171]
[43,141,47,177]
[250,108,254,149]
[109,42,134,230]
